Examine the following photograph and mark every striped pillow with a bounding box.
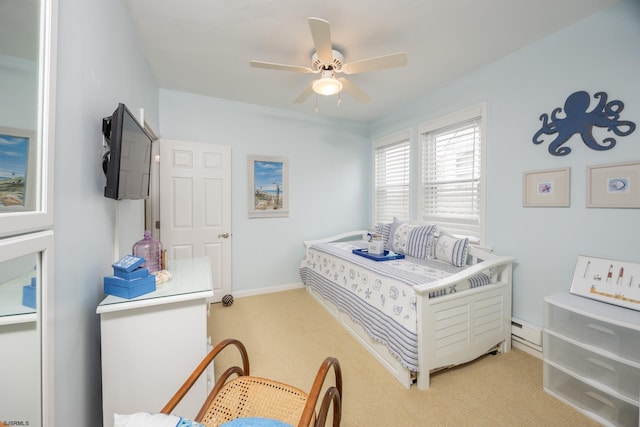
[469,272,491,288]
[384,218,404,251]
[391,223,437,258]
[433,233,469,267]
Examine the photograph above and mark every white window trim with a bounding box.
[418,102,487,244]
[372,128,412,225]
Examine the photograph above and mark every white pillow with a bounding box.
[114,413,205,427]
[433,233,469,267]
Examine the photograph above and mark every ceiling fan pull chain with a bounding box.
[337,91,342,107]
[315,93,319,113]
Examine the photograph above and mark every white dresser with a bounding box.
[543,292,640,426]
[98,257,214,427]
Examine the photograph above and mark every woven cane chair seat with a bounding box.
[200,376,309,426]
[161,338,342,427]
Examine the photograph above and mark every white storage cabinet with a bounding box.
[543,292,640,427]
[98,257,214,427]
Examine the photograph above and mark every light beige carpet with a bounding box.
[208,288,598,427]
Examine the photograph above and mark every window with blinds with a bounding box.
[420,117,482,241]
[373,132,410,224]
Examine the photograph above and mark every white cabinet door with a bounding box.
[100,300,208,426]
[159,139,231,302]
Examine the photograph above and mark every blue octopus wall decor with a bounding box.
[533,91,636,156]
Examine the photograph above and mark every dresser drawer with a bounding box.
[544,301,640,364]
[544,331,640,401]
[544,362,638,427]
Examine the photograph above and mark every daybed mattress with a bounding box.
[299,241,491,371]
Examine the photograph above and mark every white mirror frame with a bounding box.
[0,0,57,239]
[0,0,57,425]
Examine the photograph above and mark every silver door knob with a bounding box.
[218,233,230,238]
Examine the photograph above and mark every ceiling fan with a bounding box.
[249,17,408,105]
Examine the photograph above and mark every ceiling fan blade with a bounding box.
[293,82,314,104]
[339,78,370,104]
[250,60,314,73]
[342,52,408,75]
[308,17,333,64]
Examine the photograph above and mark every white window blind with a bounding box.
[420,117,482,241]
[373,137,410,224]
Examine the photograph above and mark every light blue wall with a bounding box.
[54,0,158,424]
[159,90,370,293]
[370,0,640,327]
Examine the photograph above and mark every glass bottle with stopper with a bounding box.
[132,230,163,273]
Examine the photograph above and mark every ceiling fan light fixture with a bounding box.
[312,76,342,96]
[250,18,406,106]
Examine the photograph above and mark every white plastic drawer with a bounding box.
[544,331,640,401]
[544,362,638,427]
[544,302,640,364]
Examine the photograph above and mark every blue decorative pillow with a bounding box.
[220,418,294,427]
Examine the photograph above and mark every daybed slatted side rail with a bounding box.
[412,248,515,295]
[414,251,515,390]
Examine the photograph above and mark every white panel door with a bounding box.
[159,139,231,302]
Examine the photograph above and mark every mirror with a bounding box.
[0,0,55,425]
[0,231,53,427]
[0,0,55,238]
[0,0,40,213]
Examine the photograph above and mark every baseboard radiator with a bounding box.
[511,317,542,355]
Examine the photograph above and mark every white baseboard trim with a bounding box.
[227,282,305,299]
[511,317,542,347]
[512,337,543,359]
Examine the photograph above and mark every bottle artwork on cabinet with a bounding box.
[132,230,163,273]
[570,255,640,311]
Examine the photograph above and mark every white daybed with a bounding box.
[299,228,515,391]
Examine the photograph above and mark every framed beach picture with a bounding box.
[0,127,36,210]
[522,167,570,207]
[248,155,289,218]
[586,161,640,208]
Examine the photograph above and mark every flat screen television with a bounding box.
[102,103,153,200]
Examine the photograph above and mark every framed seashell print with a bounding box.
[522,167,570,207]
[586,161,640,208]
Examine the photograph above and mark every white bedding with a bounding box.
[299,240,491,371]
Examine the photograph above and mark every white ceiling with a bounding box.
[125,0,616,122]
